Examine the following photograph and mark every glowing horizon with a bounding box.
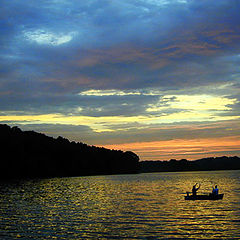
[100,136,240,161]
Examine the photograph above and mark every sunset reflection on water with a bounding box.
[0,170,239,239]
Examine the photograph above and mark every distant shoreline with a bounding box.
[139,156,240,173]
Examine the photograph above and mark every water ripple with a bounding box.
[0,170,240,239]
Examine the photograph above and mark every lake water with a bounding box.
[0,170,240,239]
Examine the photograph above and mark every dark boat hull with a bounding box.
[185,193,224,200]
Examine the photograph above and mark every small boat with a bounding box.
[185,192,224,200]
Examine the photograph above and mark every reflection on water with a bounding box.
[0,170,240,239]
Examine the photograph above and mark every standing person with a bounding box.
[192,183,200,196]
[212,185,219,195]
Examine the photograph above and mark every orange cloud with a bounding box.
[101,136,240,161]
[203,27,240,44]
[74,46,170,70]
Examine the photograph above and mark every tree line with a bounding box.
[140,156,240,173]
[0,124,140,180]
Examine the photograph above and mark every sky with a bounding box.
[1,0,240,161]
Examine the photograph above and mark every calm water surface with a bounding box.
[0,170,240,239]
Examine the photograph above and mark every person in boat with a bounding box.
[212,185,219,195]
[192,183,200,196]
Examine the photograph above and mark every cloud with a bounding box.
[0,101,239,134]
[1,0,240,160]
[1,0,240,96]
[79,89,142,96]
[146,95,238,112]
[102,136,240,160]
[23,29,77,46]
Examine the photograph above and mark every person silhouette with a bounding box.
[212,185,219,195]
[192,183,200,196]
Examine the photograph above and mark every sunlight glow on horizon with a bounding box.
[0,110,239,133]
[101,136,240,161]
[147,95,237,112]
[1,90,239,160]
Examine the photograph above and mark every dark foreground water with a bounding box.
[0,170,240,239]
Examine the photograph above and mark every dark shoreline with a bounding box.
[0,124,139,180]
[1,124,239,180]
[140,156,240,173]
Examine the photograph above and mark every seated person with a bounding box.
[212,185,219,195]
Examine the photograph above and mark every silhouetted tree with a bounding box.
[140,156,240,173]
[0,124,140,180]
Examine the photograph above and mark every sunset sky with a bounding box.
[1,0,240,160]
